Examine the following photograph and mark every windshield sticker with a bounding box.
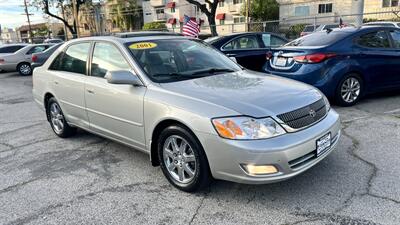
[129,42,158,50]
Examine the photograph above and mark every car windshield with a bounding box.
[303,25,317,32]
[126,39,241,83]
[285,30,350,46]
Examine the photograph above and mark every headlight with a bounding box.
[212,117,286,140]
[323,95,331,111]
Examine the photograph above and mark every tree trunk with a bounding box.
[208,16,218,36]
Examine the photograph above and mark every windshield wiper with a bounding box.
[190,68,235,76]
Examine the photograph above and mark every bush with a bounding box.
[142,22,167,31]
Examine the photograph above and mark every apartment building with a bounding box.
[142,0,247,34]
[277,0,400,25]
[0,28,18,43]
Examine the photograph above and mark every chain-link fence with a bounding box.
[1,10,399,44]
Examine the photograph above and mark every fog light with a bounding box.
[243,164,278,175]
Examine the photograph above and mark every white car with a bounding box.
[0,44,52,75]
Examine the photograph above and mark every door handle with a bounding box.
[87,89,95,94]
[226,53,237,57]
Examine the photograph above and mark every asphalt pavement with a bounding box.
[0,71,399,225]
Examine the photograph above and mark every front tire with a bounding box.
[335,73,364,107]
[17,63,32,76]
[157,125,211,192]
[47,97,76,138]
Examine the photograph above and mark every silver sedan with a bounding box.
[32,35,340,192]
[0,43,52,75]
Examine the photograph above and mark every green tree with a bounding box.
[185,0,219,36]
[108,0,142,31]
[142,22,167,31]
[243,0,279,22]
[32,0,90,38]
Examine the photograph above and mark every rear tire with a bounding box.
[47,97,76,138]
[17,63,32,76]
[335,73,364,107]
[157,125,211,192]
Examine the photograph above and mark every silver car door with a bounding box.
[85,41,146,149]
[49,42,91,128]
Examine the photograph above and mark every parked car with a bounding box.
[31,43,63,69]
[364,21,400,28]
[33,35,340,192]
[43,38,64,44]
[264,26,400,106]
[205,32,288,71]
[315,23,354,32]
[0,43,53,75]
[0,44,28,56]
[300,25,319,37]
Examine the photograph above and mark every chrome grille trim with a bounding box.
[277,98,327,130]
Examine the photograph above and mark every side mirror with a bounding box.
[104,70,142,86]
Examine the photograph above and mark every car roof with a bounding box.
[68,34,194,45]
[113,31,183,38]
[365,21,397,24]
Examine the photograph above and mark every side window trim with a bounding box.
[221,35,263,51]
[49,41,92,76]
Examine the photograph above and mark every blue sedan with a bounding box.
[264,26,400,106]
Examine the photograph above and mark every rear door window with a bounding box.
[389,30,400,48]
[50,42,91,75]
[356,31,391,48]
[26,46,49,55]
[222,35,260,50]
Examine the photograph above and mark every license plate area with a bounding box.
[316,133,331,156]
[275,57,287,67]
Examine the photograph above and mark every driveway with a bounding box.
[0,71,399,225]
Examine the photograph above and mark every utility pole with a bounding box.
[23,0,33,43]
[246,0,252,31]
[355,0,364,27]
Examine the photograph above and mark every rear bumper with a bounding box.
[31,62,43,69]
[197,109,341,184]
[264,62,337,98]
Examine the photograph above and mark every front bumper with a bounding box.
[197,109,341,184]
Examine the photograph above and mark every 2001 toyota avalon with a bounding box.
[32,35,341,192]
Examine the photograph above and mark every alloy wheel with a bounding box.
[163,135,196,184]
[49,103,65,134]
[340,77,361,103]
[19,64,31,75]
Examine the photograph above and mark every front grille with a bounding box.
[277,98,327,130]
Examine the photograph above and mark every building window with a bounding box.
[219,1,224,7]
[318,3,333,14]
[295,6,310,17]
[383,0,399,7]
[220,20,225,25]
[233,16,245,23]
[171,7,175,13]
[233,0,243,4]
[156,8,164,14]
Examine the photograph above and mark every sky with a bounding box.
[0,0,46,29]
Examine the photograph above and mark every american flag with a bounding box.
[182,15,200,37]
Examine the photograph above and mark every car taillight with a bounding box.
[293,53,336,64]
[31,55,38,62]
[0,59,4,64]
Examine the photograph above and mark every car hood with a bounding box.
[159,70,323,117]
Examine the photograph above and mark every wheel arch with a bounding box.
[44,92,55,122]
[150,119,200,167]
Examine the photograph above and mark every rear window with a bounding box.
[303,26,316,32]
[285,31,350,46]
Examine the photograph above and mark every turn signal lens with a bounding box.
[243,164,278,175]
[212,117,286,140]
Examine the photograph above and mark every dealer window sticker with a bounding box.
[129,42,158,50]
